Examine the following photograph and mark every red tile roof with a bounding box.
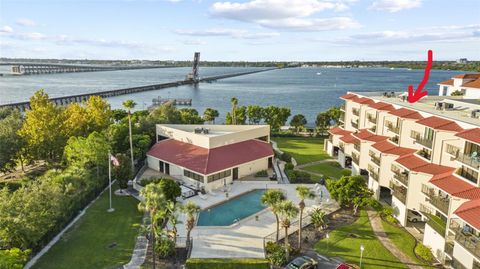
[352,97,375,105]
[394,154,429,170]
[328,127,351,136]
[372,141,415,156]
[368,102,396,111]
[454,199,480,230]
[340,133,360,144]
[395,155,455,175]
[386,147,417,156]
[437,79,454,86]
[453,74,480,79]
[430,174,480,200]
[389,108,424,120]
[352,129,389,142]
[455,128,480,144]
[416,116,463,132]
[463,78,480,89]
[372,141,396,152]
[147,139,273,175]
[340,93,357,100]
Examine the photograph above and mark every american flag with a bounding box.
[110,155,120,166]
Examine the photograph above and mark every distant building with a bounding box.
[457,58,468,64]
[146,124,273,191]
[438,73,480,99]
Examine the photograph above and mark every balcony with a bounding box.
[389,135,399,144]
[417,149,432,160]
[351,120,358,129]
[367,114,377,124]
[339,143,345,152]
[354,143,361,152]
[413,135,433,149]
[445,144,460,157]
[370,154,381,166]
[421,187,450,215]
[340,104,345,111]
[455,232,480,259]
[369,125,377,133]
[422,211,447,237]
[456,152,480,170]
[393,170,409,186]
[352,108,359,116]
[390,181,407,204]
[386,121,400,134]
[445,242,454,257]
[352,153,359,165]
[368,165,379,182]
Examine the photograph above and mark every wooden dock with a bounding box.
[0,68,276,112]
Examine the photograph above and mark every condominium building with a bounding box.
[326,84,480,269]
[438,73,480,99]
[146,124,273,191]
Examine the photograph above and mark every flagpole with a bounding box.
[107,152,115,213]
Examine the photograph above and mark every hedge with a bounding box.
[185,258,270,269]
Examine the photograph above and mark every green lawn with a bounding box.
[315,210,407,269]
[32,184,143,269]
[273,137,329,165]
[302,161,345,179]
[381,220,430,268]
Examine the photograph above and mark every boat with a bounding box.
[316,72,322,75]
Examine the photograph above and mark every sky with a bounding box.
[0,0,479,61]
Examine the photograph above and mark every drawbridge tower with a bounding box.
[186,52,200,82]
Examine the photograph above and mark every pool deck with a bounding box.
[170,181,339,259]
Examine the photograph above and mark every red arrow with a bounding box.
[408,50,433,103]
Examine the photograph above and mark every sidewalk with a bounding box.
[366,210,425,269]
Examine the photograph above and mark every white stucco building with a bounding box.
[146,124,274,192]
[438,74,480,99]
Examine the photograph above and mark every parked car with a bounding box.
[407,210,422,223]
[285,256,318,269]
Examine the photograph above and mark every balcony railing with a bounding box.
[445,242,454,257]
[413,135,433,148]
[339,143,345,152]
[354,143,361,152]
[390,181,407,204]
[393,170,409,186]
[385,121,400,134]
[456,152,480,170]
[367,114,377,124]
[368,166,379,182]
[369,125,376,133]
[340,104,345,111]
[424,212,447,237]
[370,155,381,166]
[421,187,450,215]
[351,120,358,129]
[389,135,399,144]
[455,231,480,259]
[417,149,432,160]
[445,144,460,157]
[352,108,359,116]
[352,153,359,165]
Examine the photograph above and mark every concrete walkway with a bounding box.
[123,190,148,269]
[366,210,424,269]
[295,159,338,170]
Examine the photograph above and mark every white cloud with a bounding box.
[210,0,359,31]
[174,28,280,39]
[16,18,37,27]
[182,39,207,45]
[1,26,14,33]
[369,0,422,13]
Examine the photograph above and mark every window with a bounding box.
[424,127,434,140]
[184,170,204,182]
[458,166,479,184]
[207,169,232,183]
[465,141,480,155]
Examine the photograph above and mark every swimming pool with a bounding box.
[197,189,267,226]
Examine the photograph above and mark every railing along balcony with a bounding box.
[370,154,381,166]
[445,144,460,157]
[455,231,480,259]
[421,188,450,215]
[420,207,447,237]
[352,108,359,116]
[456,152,480,170]
[351,120,358,129]
[390,181,407,204]
[354,143,361,152]
[369,125,376,133]
[445,242,454,257]
[417,149,432,160]
[340,104,345,111]
[389,135,399,144]
[386,121,400,134]
[393,170,409,186]
[352,153,359,165]
[413,135,433,148]
[339,143,345,152]
[368,165,379,182]
[367,114,377,124]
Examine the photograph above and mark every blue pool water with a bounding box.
[197,189,267,226]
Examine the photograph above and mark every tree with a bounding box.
[131,134,151,160]
[158,178,181,202]
[112,153,133,189]
[326,106,341,126]
[0,248,31,269]
[235,106,247,125]
[138,183,168,269]
[230,97,238,125]
[295,185,315,249]
[261,189,286,242]
[203,108,219,124]
[18,90,67,163]
[0,109,24,172]
[315,112,330,135]
[247,105,263,124]
[85,96,112,132]
[112,109,128,122]
[179,108,204,124]
[310,208,328,232]
[166,201,181,244]
[123,100,136,173]
[64,103,89,137]
[263,106,291,132]
[326,175,374,214]
[290,114,307,134]
[277,200,298,261]
[181,201,200,250]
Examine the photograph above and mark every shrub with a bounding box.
[284,163,294,171]
[340,169,352,176]
[186,258,270,269]
[138,177,181,202]
[265,241,287,266]
[0,248,31,269]
[414,243,435,263]
[155,237,175,258]
[286,170,312,183]
[280,152,292,163]
[255,170,268,177]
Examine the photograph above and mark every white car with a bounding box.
[407,210,422,223]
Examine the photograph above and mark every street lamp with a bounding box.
[359,244,365,269]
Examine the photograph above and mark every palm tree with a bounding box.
[310,208,328,232]
[203,108,219,124]
[166,201,181,244]
[261,189,286,242]
[295,185,316,249]
[181,201,200,249]
[122,99,136,173]
[230,97,238,125]
[278,200,299,262]
[138,183,167,269]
